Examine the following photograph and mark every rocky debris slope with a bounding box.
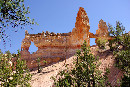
[30,45,123,87]
[30,56,76,87]
[90,45,123,86]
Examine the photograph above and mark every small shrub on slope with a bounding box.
[52,41,110,87]
[97,38,108,49]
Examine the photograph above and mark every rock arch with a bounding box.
[20,7,112,69]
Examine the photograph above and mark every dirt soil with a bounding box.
[30,55,76,87]
[30,45,123,87]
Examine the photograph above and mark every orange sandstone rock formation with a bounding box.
[96,19,109,37]
[71,7,90,46]
[95,19,109,43]
[20,7,111,69]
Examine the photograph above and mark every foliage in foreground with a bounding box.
[52,41,110,87]
[108,21,130,87]
[0,0,37,45]
[0,50,32,87]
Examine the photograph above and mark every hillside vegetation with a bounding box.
[0,21,129,87]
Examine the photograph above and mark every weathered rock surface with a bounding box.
[71,7,90,46]
[20,7,111,69]
[96,19,109,37]
[95,19,111,43]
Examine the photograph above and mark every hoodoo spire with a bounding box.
[71,7,90,46]
[75,7,90,29]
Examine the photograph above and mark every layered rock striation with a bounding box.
[20,7,111,69]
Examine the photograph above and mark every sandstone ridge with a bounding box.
[20,7,111,69]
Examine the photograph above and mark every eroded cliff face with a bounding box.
[20,7,111,69]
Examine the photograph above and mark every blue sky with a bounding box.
[0,0,130,53]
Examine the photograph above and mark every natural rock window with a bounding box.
[90,38,96,46]
[29,42,38,54]
[20,7,112,69]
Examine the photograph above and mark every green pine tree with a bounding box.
[52,41,110,87]
[108,21,130,87]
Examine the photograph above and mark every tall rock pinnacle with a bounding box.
[75,7,90,30]
[71,7,90,46]
[96,19,108,37]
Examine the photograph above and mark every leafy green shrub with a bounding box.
[37,58,47,73]
[108,21,125,51]
[97,38,108,49]
[5,50,12,61]
[120,74,130,87]
[108,39,114,51]
[52,41,110,87]
[114,33,130,87]
[114,50,129,72]
[37,58,42,73]
[0,50,32,87]
[108,21,130,86]
[109,22,130,68]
